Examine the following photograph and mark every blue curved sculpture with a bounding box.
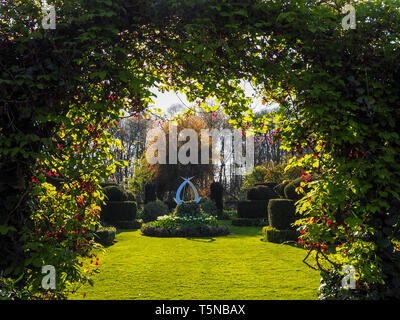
[174,177,201,205]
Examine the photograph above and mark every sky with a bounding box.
[148,81,276,115]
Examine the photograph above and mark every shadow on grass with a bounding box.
[219,220,264,238]
[186,237,216,242]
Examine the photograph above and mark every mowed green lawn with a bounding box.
[69,221,320,300]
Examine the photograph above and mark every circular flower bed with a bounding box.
[141,214,230,237]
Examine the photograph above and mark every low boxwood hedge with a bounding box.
[141,224,230,237]
[237,200,268,219]
[141,213,230,237]
[101,201,137,224]
[262,226,299,244]
[93,227,116,246]
[267,199,296,230]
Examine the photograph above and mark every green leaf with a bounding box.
[0,224,17,235]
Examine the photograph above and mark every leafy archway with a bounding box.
[1,0,399,299]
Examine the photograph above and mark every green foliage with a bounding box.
[141,224,230,237]
[210,182,224,214]
[262,226,299,244]
[143,200,169,223]
[284,177,304,202]
[145,214,218,230]
[111,220,142,230]
[268,199,296,230]
[126,191,135,202]
[101,201,137,224]
[144,182,157,204]
[103,185,128,202]
[241,165,268,190]
[93,227,116,246]
[237,200,268,219]
[141,213,228,237]
[274,182,289,198]
[125,157,154,207]
[247,185,276,200]
[200,199,219,216]
[220,209,237,220]
[174,201,202,217]
[232,218,268,227]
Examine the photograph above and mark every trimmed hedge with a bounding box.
[174,201,201,217]
[112,220,142,229]
[141,224,230,237]
[273,181,289,198]
[247,185,275,201]
[101,201,137,224]
[93,227,116,246]
[268,199,296,230]
[99,181,118,188]
[143,200,169,222]
[126,191,135,201]
[200,199,219,216]
[103,185,128,202]
[237,200,268,219]
[284,177,304,202]
[262,226,299,244]
[231,218,268,227]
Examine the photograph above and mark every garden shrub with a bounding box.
[284,177,304,202]
[268,199,296,230]
[220,209,237,220]
[103,185,128,202]
[232,218,268,227]
[100,181,119,188]
[112,220,142,229]
[247,185,275,200]
[141,216,230,237]
[144,182,157,204]
[165,198,177,211]
[262,226,299,244]
[200,199,219,216]
[126,191,135,201]
[237,200,268,219]
[143,200,169,222]
[174,201,202,217]
[210,182,223,214]
[274,181,288,198]
[101,201,137,224]
[93,227,116,246]
[141,213,231,237]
